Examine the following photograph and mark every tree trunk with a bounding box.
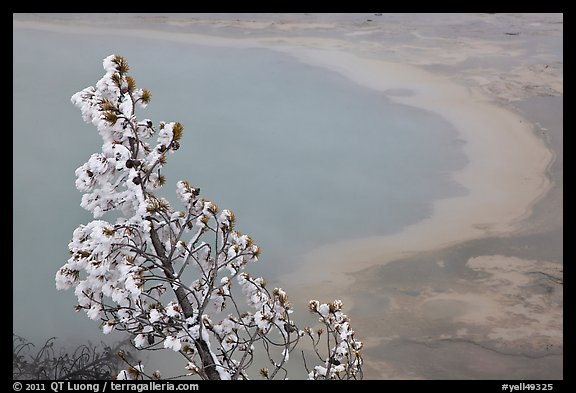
[150,228,221,380]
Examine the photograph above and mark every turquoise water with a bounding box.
[13,27,467,346]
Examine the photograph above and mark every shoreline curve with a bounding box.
[14,17,554,290]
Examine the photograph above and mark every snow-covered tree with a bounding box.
[56,55,363,380]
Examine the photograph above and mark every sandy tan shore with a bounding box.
[14,13,563,379]
[276,50,553,288]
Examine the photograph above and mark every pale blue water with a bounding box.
[13,27,467,346]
